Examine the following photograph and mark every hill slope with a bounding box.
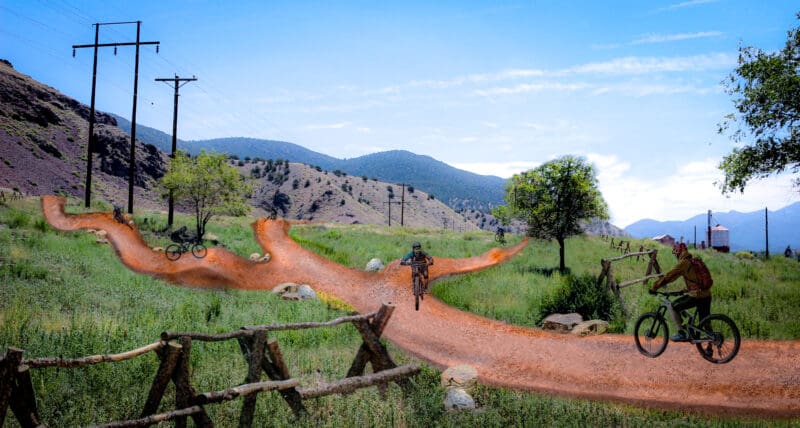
[0,60,167,210]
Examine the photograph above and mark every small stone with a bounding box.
[444,388,476,411]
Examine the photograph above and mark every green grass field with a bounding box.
[1,197,798,427]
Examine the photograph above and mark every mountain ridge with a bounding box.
[625,203,800,253]
[111,114,506,210]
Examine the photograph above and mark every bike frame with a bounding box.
[657,293,712,345]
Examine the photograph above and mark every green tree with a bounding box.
[718,13,800,193]
[162,150,252,240]
[492,155,608,272]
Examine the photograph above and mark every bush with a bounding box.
[539,274,621,325]
[8,210,30,228]
[735,251,755,260]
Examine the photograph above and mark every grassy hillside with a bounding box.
[1,197,798,427]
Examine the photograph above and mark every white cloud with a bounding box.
[631,31,724,45]
[306,122,352,130]
[656,0,719,12]
[589,155,800,228]
[475,81,589,96]
[450,161,541,178]
[566,53,735,75]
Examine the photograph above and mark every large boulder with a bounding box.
[365,258,384,272]
[542,313,584,333]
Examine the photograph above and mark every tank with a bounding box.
[710,224,730,253]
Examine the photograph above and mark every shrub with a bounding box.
[539,274,621,327]
[8,211,30,228]
[735,251,755,260]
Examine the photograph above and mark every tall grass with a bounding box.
[1,198,797,426]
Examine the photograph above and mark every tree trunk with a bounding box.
[557,237,566,272]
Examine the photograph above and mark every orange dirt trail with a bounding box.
[41,196,800,418]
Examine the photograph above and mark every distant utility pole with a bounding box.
[384,184,410,226]
[765,207,770,259]
[73,21,159,211]
[155,74,197,227]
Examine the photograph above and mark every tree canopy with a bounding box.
[718,12,800,193]
[492,155,608,271]
[161,150,252,239]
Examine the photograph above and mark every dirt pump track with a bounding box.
[41,196,800,418]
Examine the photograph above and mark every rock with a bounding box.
[365,258,384,272]
[297,284,317,300]
[95,238,109,244]
[94,230,108,238]
[152,247,164,252]
[272,283,298,294]
[441,365,478,393]
[250,252,271,262]
[273,283,317,301]
[444,388,476,411]
[542,313,584,333]
[205,233,218,240]
[281,292,302,301]
[571,320,609,336]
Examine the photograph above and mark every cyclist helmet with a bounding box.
[672,242,688,255]
[412,242,421,249]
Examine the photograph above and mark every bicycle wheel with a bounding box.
[165,244,183,261]
[413,276,421,311]
[695,314,740,364]
[634,312,669,357]
[191,243,208,259]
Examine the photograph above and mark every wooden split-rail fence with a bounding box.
[597,249,664,317]
[0,303,419,428]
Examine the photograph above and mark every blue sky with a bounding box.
[2,0,799,227]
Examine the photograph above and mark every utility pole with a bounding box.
[765,207,770,259]
[73,21,159,211]
[707,210,712,249]
[155,74,197,227]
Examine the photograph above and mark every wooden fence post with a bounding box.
[141,341,182,418]
[346,304,394,378]
[171,336,213,428]
[265,339,305,416]
[0,347,42,428]
[238,332,307,418]
[239,330,266,428]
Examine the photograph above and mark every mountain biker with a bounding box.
[649,242,712,342]
[400,242,434,285]
[496,226,506,242]
[170,225,193,244]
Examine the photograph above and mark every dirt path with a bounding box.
[41,196,800,418]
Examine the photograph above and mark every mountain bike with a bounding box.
[402,260,429,311]
[165,238,208,261]
[495,230,506,246]
[634,290,740,364]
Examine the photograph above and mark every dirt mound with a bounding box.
[41,195,800,418]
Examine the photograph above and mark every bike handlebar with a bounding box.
[653,290,686,297]
[402,260,431,267]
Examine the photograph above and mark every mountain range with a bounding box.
[111,115,505,212]
[625,203,800,254]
